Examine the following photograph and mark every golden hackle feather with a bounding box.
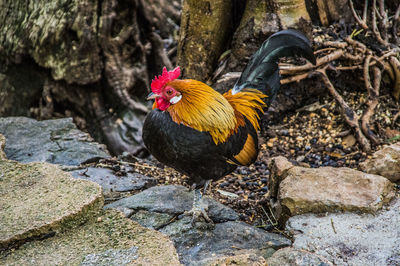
[223,89,267,132]
[165,80,267,145]
[166,79,237,144]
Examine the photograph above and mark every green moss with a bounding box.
[0,160,103,249]
[1,210,180,265]
[0,0,102,84]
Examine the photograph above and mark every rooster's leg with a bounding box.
[185,181,213,226]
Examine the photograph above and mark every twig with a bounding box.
[363,0,369,23]
[363,54,373,93]
[280,49,344,74]
[372,0,389,47]
[314,69,371,152]
[323,41,349,49]
[331,218,337,234]
[361,65,381,145]
[378,0,388,42]
[349,0,369,29]
[393,111,400,127]
[345,37,367,53]
[336,65,363,71]
[389,56,400,100]
[281,72,314,84]
[315,47,338,54]
[393,4,400,44]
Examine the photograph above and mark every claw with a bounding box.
[184,187,214,227]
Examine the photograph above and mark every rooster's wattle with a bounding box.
[143,29,316,224]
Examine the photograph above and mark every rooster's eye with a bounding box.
[166,89,173,95]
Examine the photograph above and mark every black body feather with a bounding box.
[143,29,315,187]
[143,109,257,186]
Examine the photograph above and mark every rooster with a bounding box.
[143,29,316,225]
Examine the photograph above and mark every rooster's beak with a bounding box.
[147,92,158,100]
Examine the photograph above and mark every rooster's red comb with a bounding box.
[151,66,181,94]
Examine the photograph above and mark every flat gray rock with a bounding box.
[161,218,291,265]
[106,185,291,265]
[69,167,157,198]
[0,117,110,165]
[267,247,333,266]
[106,185,239,222]
[130,210,174,230]
[286,196,400,265]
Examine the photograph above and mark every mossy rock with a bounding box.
[0,160,103,249]
[0,134,6,159]
[1,209,180,265]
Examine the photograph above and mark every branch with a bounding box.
[361,64,381,145]
[393,4,400,44]
[314,69,371,152]
[372,0,389,47]
[389,56,400,100]
[280,49,345,74]
[349,0,369,29]
[378,0,388,42]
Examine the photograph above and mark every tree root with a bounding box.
[314,69,371,152]
[280,1,400,151]
[361,63,382,145]
[393,4,400,44]
[389,56,400,100]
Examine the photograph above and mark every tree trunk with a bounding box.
[177,0,233,81]
[177,0,353,84]
[0,0,180,156]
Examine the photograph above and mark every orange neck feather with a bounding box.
[164,79,267,145]
[223,89,267,133]
[166,79,237,144]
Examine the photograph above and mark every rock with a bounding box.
[267,247,333,266]
[106,185,239,223]
[286,196,400,266]
[0,160,103,249]
[205,253,267,266]
[0,117,110,165]
[68,167,157,200]
[106,185,291,265]
[81,247,139,266]
[272,163,396,223]
[359,143,400,183]
[130,210,174,230]
[0,134,6,159]
[161,218,290,265]
[268,156,294,198]
[1,210,180,265]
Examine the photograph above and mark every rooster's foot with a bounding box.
[184,188,214,227]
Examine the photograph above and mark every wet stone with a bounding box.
[0,117,110,165]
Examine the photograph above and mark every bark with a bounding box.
[177,0,233,81]
[0,0,180,156]
[178,0,355,84]
[312,0,352,26]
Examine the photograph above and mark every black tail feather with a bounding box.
[232,29,316,103]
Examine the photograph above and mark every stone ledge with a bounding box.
[0,160,103,249]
